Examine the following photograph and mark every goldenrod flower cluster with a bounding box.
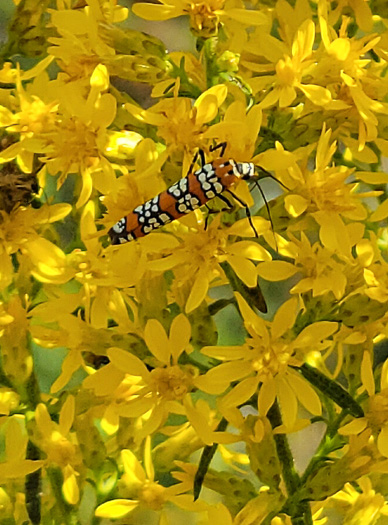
[0,0,388,523]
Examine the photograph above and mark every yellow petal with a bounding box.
[169,314,191,361]
[122,449,146,483]
[185,270,209,313]
[257,261,298,281]
[93,93,116,128]
[285,194,308,217]
[194,94,219,124]
[59,395,75,435]
[361,351,375,396]
[377,426,388,458]
[293,321,338,348]
[76,166,93,208]
[0,142,21,161]
[287,372,322,416]
[228,241,272,261]
[90,293,109,329]
[271,297,299,339]
[219,377,259,409]
[381,359,388,390]
[51,9,89,33]
[95,499,139,519]
[101,404,119,435]
[299,84,331,106]
[0,105,15,126]
[258,376,276,416]
[314,212,351,255]
[107,347,149,377]
[24,238,66,267]
[195,85,227,110]
[90,64,109,91]
[40,203,72,223]
[184,398,214,445]
[63,465,79,505]
[328,38,350,60]
[223,8,268,25]
[144,319,170,363]
[194,373,230,395]
[253,149,296,171]
[235,292,269,342]
[369,199,388,222]
[277,376,298,428]
[338,418,367,435]
[226,255,257,288]
[227,216,271,237]
[132,3,183,20]
[6,418,27,461]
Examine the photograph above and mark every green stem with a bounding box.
[25,441,41,525]
[193,417,228,500]
[47,468,74,525]
[267,402,299,494]
[267,402,313,524]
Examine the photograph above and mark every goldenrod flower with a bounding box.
[95,437,186,520]
[0,417,44,482]
[84,314,194,436]
[245,19,334,109]
[318,16,388,149]
[197,294,337,429]
[282,126,372,256]
[340,353,388,458]
[34,397,81,504]
[329,477,388,524]
[146,214,272,313]
[132,0,268,38]
[125,82,228,169]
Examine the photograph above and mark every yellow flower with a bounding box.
[0,64,126,208]
[196,293,337,429]
[0,65,57,172]
[146,213,272,313]
[34,397,81,504]
[48,4,124,80]
[0,295,32,386]
[318,16,388,149]
[203,100,297,172]
[0,417,44,483]
[363,260,388,303]
[49,5,169,84]
[283,125,371,256]
[42,65,118,207]
[320,0,373,32]
[132,0,268,39]
[125,82,228,169]
[0,387,19,416]
[340,353,388,458]
[246,19,333,109]
[329,477,388,525]
[258,232,352,301]
[84,314,194,437]
[95,437,186,520]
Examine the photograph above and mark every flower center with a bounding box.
[138,481,165,510]
[150,365,192,400]
[276,56,297,86]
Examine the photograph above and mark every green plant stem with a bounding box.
[267,402,313,525]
